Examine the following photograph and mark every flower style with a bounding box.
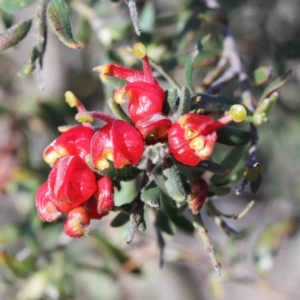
[168,105,247,166]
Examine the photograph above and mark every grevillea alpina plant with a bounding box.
[32,39,291,274]
[1,0,292,276]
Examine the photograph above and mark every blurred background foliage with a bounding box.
[1,0,300,299]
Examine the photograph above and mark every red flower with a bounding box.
[63,207,91,238]
[168,106,247,166]
[114,82,165,124]
[35,182,61,222]
[91,119,144,169]
[187,179,209,215]
[96,176,114,213]
[48,155,97,206]
[43,126,94,165]
[135,112,172,144]
[93,43,166,124]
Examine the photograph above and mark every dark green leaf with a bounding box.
[162,158,187,203]
[197,160,231,174]
[217,126,251,146]
[161,194,194,233]
[209,186,231,196]
[185,35,211,92]
[0,19,32,51]
[155,210,174,235]
[244,163,262,182]
[163,86,178,116]
[258,70,292,104]
[18,46,39,76]
[211,146,245,183]
[177,86,191,118]
[250,173,262,194]
[47,0,81,49]
[253,66,272,86]
[190,93,239,112]
[0,0,37,13]
[110,212,129,227]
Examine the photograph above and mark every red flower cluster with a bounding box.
[35,43,247,238]
[36,125,114,237]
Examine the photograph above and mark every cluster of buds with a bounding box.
[36,43,247,239]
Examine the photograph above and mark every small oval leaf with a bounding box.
[141,180,161,208]
[217,126,251,146]
[47,0,81,49]
[110,212,130,227]
[253,66,273,86]
[0,19,32,52]
[162,158,187,203]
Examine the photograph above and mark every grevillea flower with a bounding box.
[96,176,114,213]
[43,126,94,165]
[135,112,172,144]
[93,43,169,142]
[187,179,209,215]
[36,182,61,222]
[168,105,247,166]
[63,207,91,238]
[48,155,97,206]
[90,119,144,169]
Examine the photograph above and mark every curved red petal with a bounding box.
[48,155,97,206]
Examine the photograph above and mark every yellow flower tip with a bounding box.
[43,151,59,165]
[133,43,146,59]
[65,91,78,108]
[230,104,247,122]
[95,158,110,170]
[75,112,94,123]
[93,64,110,74]
[57,125,73,133]
[114,89,127,104]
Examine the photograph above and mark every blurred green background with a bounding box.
[1,0,300,299]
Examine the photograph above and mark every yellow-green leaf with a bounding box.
[47,0,81,49]
[0,19,32,51]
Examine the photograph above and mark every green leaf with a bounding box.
[258,70,292,104]
[211,146,245,184]
[163,86,178,116]
[141,180,161,208]
[47,0,81,49]
[253,66,272,86]
[185,34,211,93]
[253,92,278,126]
[190,93,239,112]
[197,160,231,174]
[0,19,32,51]
[161,194,194,233]
[110,212,129,227]
[177,86,191,118]
[217,126,251,146]
[18,46,39,76]
[0,0,37,13]
[243,163,262,182]
[155,210,174,235]
[209,186,231,196]
[162,158,187,204]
